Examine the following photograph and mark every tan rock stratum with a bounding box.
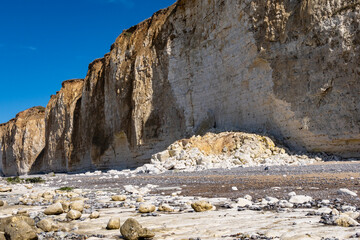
[1,0,359,175]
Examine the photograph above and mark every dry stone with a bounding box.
[158,204,174,212]
[191,201,214,212]
[289,195,313,204]
[4,220,38,240]
[0,188,12,192]
[90,211,100,219]
[138,204,156,213]
[67,210,82,220]
[335,215,360,227]
[0,216,35,232]
[106,217,120,230]
[111,195,126,201]
[338,188,357,197]
[0,200,6,207]
[120,218,155,240]
[36,219,58,232]
[70,200,84,212]
[44,202,63,215]
[237,198,252,207]
[57,200,70,212]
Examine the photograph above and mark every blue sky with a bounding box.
[0,0,175,124]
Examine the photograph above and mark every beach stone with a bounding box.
[120,218,155,240]
[136,196,144,202]
[265,196,279,204]
[321,199,330,205]
[44,202,63,215]
[124,185,139,194]
[106,217,120,230]
[288,192,296,197]
[67,192,79,199]
[332,208,340,216]
[112,195,127,201]
[90,211,100,219]
[237,198,252,207]
[289,195,313,204]
[338,188,357,197]
[139,204,156,213]
[58,200,70,212]
[17,209,28,215]
[0,200,6,207]
[36,219,58,232]
[335,215,360,227]
[342,205,357,212]
[316,207,332,215]
[42,192,54,200]
[155,150,170,162]
[4,219,38,240]
[67,210,82,220]
[278,200,293,208]
[158,204,174,212]
[0,188,12,192]
[191,201,214,212]
[343,211,360,220]
[70,200,84,212]
[244,195,252,201]
[70,197,85,202]
[0,216,35,232]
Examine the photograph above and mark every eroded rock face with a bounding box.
[30,79,84,173]
[1,0,359,175]
[0,107,45,176]
[247,0,360,156]
[63,0,359,173]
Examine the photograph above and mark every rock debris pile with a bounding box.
[136,132,327,174]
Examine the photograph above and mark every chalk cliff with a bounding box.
[0,107,45,175]
[1,0,359,175]
[30,79,84,173]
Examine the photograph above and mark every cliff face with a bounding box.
[0,107,45,175]
[248,0,360,155]
[30,79,84,173]
[1,0,359,175]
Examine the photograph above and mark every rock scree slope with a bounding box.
[0,0,359,175]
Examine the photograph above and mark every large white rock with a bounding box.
[237,198,252,207]
[338,188,357,197]
[289,195,313,204]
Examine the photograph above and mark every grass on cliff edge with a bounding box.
[6,176,45,184]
